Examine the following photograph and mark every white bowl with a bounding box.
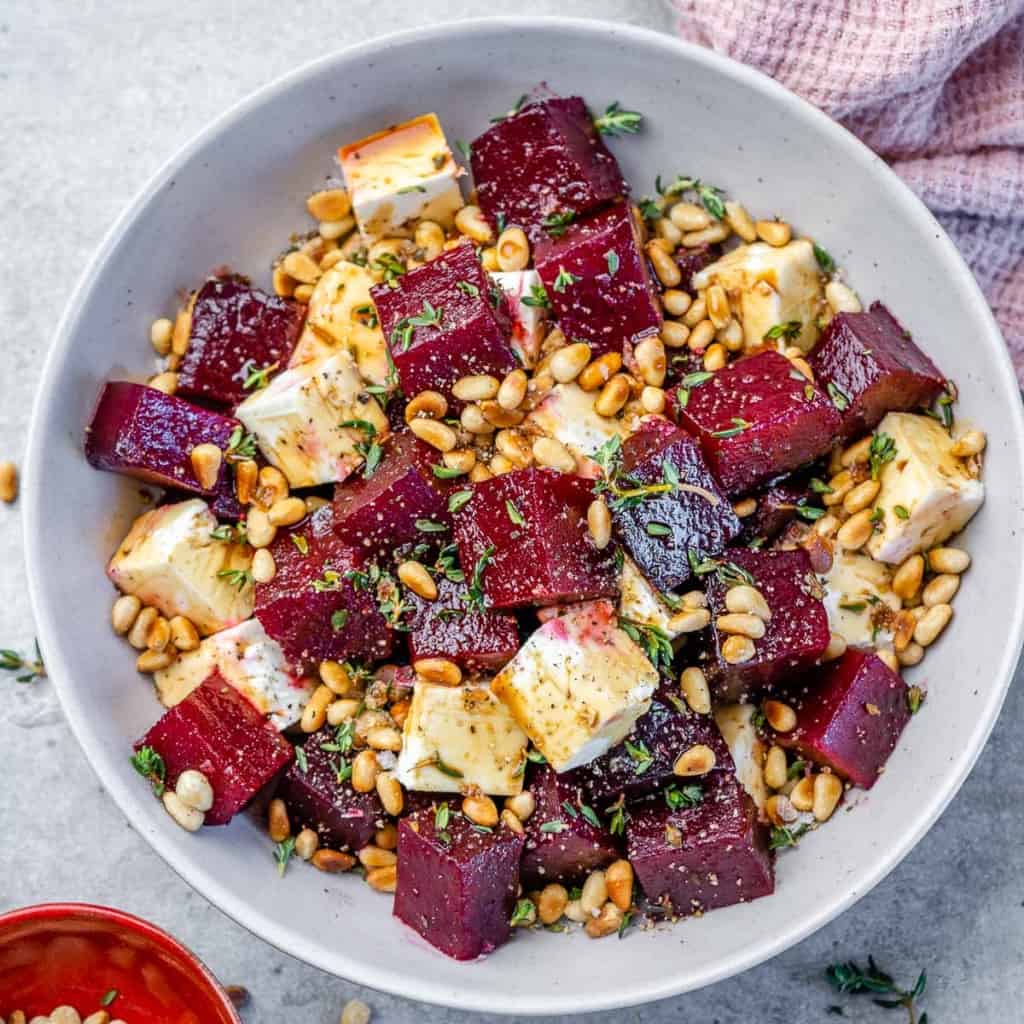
[24,16,1024,1015]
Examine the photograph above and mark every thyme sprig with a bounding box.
[826,957,928,1024]
[0,640,45,683]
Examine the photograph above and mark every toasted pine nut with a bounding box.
[267,797,290,842]
[822,631,847,662]
[764,699,797,733]
[814,513,841,538]
[640,386,666,413]
[307,188,351,222]
[898,641,925,667]
[136,648,174,673]
[366,865,398,892]
[414,657,462,685]
[461,403,495,434]
[469,463,493,482]
[148,371,178,395]
[312,848,356,873]
[580,870,608,915]
[128,606,159,650]
[295,827,319,861]
[257,465,289,507]
[231,458,257,506]
[533,437,576,473]
[293,283,315,302]
[549,342,592,383]
[358,844,397,869]
[823,470,853,506]
[825,280,862,315]
[951,430,986,458]
[496,226,530,271]
[646,241,682,287]
[682,589,707,609]
[928,547,970,574]
[351,749,380,794]
[716,612,766,639]
[688,318,716,352]
[327,698,361,727]
[660,320,690,349]
[452,374,500,402]
[674,743,716,776]
[272,266,296,296]
[455,204,494,243]
[724,585,771,621]
[718,317,745,352]
[682,222,730,247]
[605,859,634,912]
[405,389,448,421]
[111,594,142,635]
[318,217,355,242]
[679,666,711,714]
[498,368,528,410]
[842,479,880,514]
[318,660,352,696]
[501,808,524,833]
[763,745,788,790]
[145,615,171,652]
[389,698,411,728]
[914,603,953,647]
[251,548,276,584]
[788,775,814,812]
[376,772,404,816]
[813,772,843,822]
[836,509,874,550]
[765,793,800,827]
[0,459,17,504]
[892,555,925,600]
[705,284,731,329]
[669,201,711,232]
[83,1010,112,1024]
[701,343,726,371]
[162,790,204,832]
[267,496,307,527]
[877,649,901,674]
[376,823,399,850]
[537,883,569,924]
[244,506,274,550]
[756,220,792,246]
[506,789,536,822]
[662,289,692,317]
[585,902,624,938]
[490,453,515,475]
[150,316,174,355]
[732,497,757,518]
[364,725,402,754]
[494,429,531,469]
[655,216,683,246]
[480,400,525,428]
[634,335,667,387]
[669,608,711,634]
[578,352,622,392]
[398,560,438,600]
[301,684,334,733]
[682,296,708,328]
[841,436,873,467]
[594,374,631,417]
[462,792,499,827]
[724,200,757,242]
[171,305,192,356]
[282,250,322,285]
[409,417,457,451]
[923,573,960,606]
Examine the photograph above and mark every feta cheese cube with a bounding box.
[714,703,768,811]
[339,113,464,243]
[289,262,390,385]
[395,682,528,796]
[821,551,895,648]
[154,618,312,730]
[618,555,685,640]
[524,383,630,462]
[491,599,658,772]
[866,412,984,564]
[490,269,548,368]
[692,239,825,353]
[107,499,253,636]
[235,350,389,488]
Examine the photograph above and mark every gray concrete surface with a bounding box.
[0,1,1020,1020]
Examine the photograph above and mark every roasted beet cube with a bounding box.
[453,468,617,608]
[778,650,910,789]
[394,806,525,961]
[177,277,305,406]
[135,671,293,826]
[332,431,449,559]
[275,728,383,850]
[254,505,393,668]
[809,301,946,441]
[371,241,514,402]
[534,200,661,356]
[737,476,812,545]
[406,575,520,671]
[567,699,734,804]
[627,772,773,914]
[671,350,842,494]
[611,419,740,591]
[470,95,628,241]
[702,548,830,702]
[673,242,723,292]
[520,766,620,886]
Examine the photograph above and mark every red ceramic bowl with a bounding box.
[0,904,241,1022]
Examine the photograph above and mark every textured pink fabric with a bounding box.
[670,0,1024,381]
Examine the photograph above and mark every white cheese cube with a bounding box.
[866,412,984,564]
[618,555,685,640]
[235,350,389,489]
[107,499,253,636]
[395,682,528,796]
[289,262,390,385]
[692,239,825,353]
[491,599,658,772]
[524,383,631,462]
[714,703,768,811]
[490,269,548,368]
[820,551,895,649]
[340,113,464,244]
[154,618,312,730]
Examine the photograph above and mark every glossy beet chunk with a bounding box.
[275,727,383,850]
[808,301,946,441]
[627,772,773,914]
[611,419,741,591]
[673,242,723,292]
[470,95,628,241]
[567,699,733,804]
[406,574,520,671]
[177,277,305,406]
[534,200,661,356]
[394,806,525,961]
[453,468,617,608]
[737,476,812,545]
[84,382,242,515]
[520,766,620,886]
[254,505,393,668]
[671,350,842,494]
[702,548,830,702]
[135,671,293,826]
[778,650,910,789]
[333,431,450,559]
[371,241,514,402]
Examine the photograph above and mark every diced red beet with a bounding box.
[332,431,450,559]
[808,301,946,441]
[176,277,305,406]
[520,766,620,886]
[84,382,241,505]
[627,772,773,914]
[406,574,520,671]
[394,806,525,961]
[371,241,514,402]
[778,650,910,789]
[470,96,628,241]
[254,505,393,668]
[274,728,383,850]
[673,242,722,292]
[453,468,617,609]
[534,200,661,356]
[567,699,734,804]
[611,419,741,591]
[701,548,830,702]
[134,671,293,826]
[670,350,841,494]
[737,476,812,545]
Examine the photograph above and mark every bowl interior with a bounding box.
[24,17,1024,1015]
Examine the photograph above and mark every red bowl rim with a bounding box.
[0,902,242,1022]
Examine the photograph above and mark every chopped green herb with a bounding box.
[605,249,620,276]
[674,370,714,409]
[295,746,308,774]
[838,600,867,612]
[100,989,119,1008]
[456,279,480,298]
[241,359,280,391]
[893,504,910,519]
[593,101,644,137]
[463,544,496,613]
[656,176,726,219]
[291,534,309,555]
[796,505,826,521]
[542,211,576,238]
[526,749,547,765]
[787,758,807,780]
[764,321,802,341]
[579,803,602,829]
[130,745,166,796]
[211,523,246,543]
[769,823,811,850]
[311,569,343,593]
[561,800,579,819]
[619,619,675,672]
[490,94,529,123]
[396,184,427,194]
[435,801,450,831]
[665,784,703,810]
[521,283,551,308]
[432,463,466,480]
[646,522,671,537]
[455,139,472,162]
[814,243,836,274]
[869,432,897,479]
[540,820,568,834]
[225,426,258,462]
[617,910,635,939]
[624,738,654,774]
[710,417,751,439]
[907,686,925,714]
[505,499,526,526]
[553,266,578,293]
[331,609,349,631]
[415,518,448,534]
[606,796,628,836]
[637,196,661,221]
[828,381,851,412]
[510,898,535,926]
[0,641,46,684]
[810,477,834,495]
[825,956,928,1023]
[448,489,473,513]
[216,568,253,592]
[273,837,296,877]
[434,753,464,779]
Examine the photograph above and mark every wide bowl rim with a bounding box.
[23,14,1024,1015]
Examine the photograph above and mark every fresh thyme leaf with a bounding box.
[295,746,308,774]
[241,359,280,391]
[617,909,635,938]
[273,837,296,877]
[217,567,253,592]
[893,504,910,519]
[435,801,450,831]
[796,504,826,521]
[100,989,119,1007]
[665,784,703,810]
[553,266,578,293]
[331,609,349,631]
[521,283,551,309]
[396,184,427,194]
[510,898,535,925]
[869,432,897,479]
[646,522,671,537]
[224,426,257,463]
[455,139,472,162]
[448,489,473,513]
[332,756,352,784]
[619,619,675,672]
[825,955,928,1022]
[494,211,507,234]
[810,477,834,495]
[314,568,345,592]
[415,518,448,533]
[623,738,654,774]
[561,800,579,819]
[291,534,309,555]
[786,758,807,780]
[675,370,714,409]
[769,823,810,849]
[370,251,405,284]
[456,279,480,298]
[211,523,246,543]
[710,417,750,439]
[463,544,496,613]
[130,745,166,796]
[435,753,463,778]
[828,381,851,412]
[540,820,568,834]
[764,321,802,341]
[526,749,547,765]
[352,303,378,328]
[593,101,644,137]
[542,211,576,238]
[580,803,602,829]
[838,600,867,612]
[637,196,661,221]
[605,249,620,276]
[505,499,526,526]
[0,641,46,684]
[814,243,836,274]
[870,506,885,523]
[907,686,925,714]
[490,93,529,123]
[339,418,378,437]
[606,796,628,836]
[432,463,466,480]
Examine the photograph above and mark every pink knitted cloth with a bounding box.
[669,0,1024,381]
